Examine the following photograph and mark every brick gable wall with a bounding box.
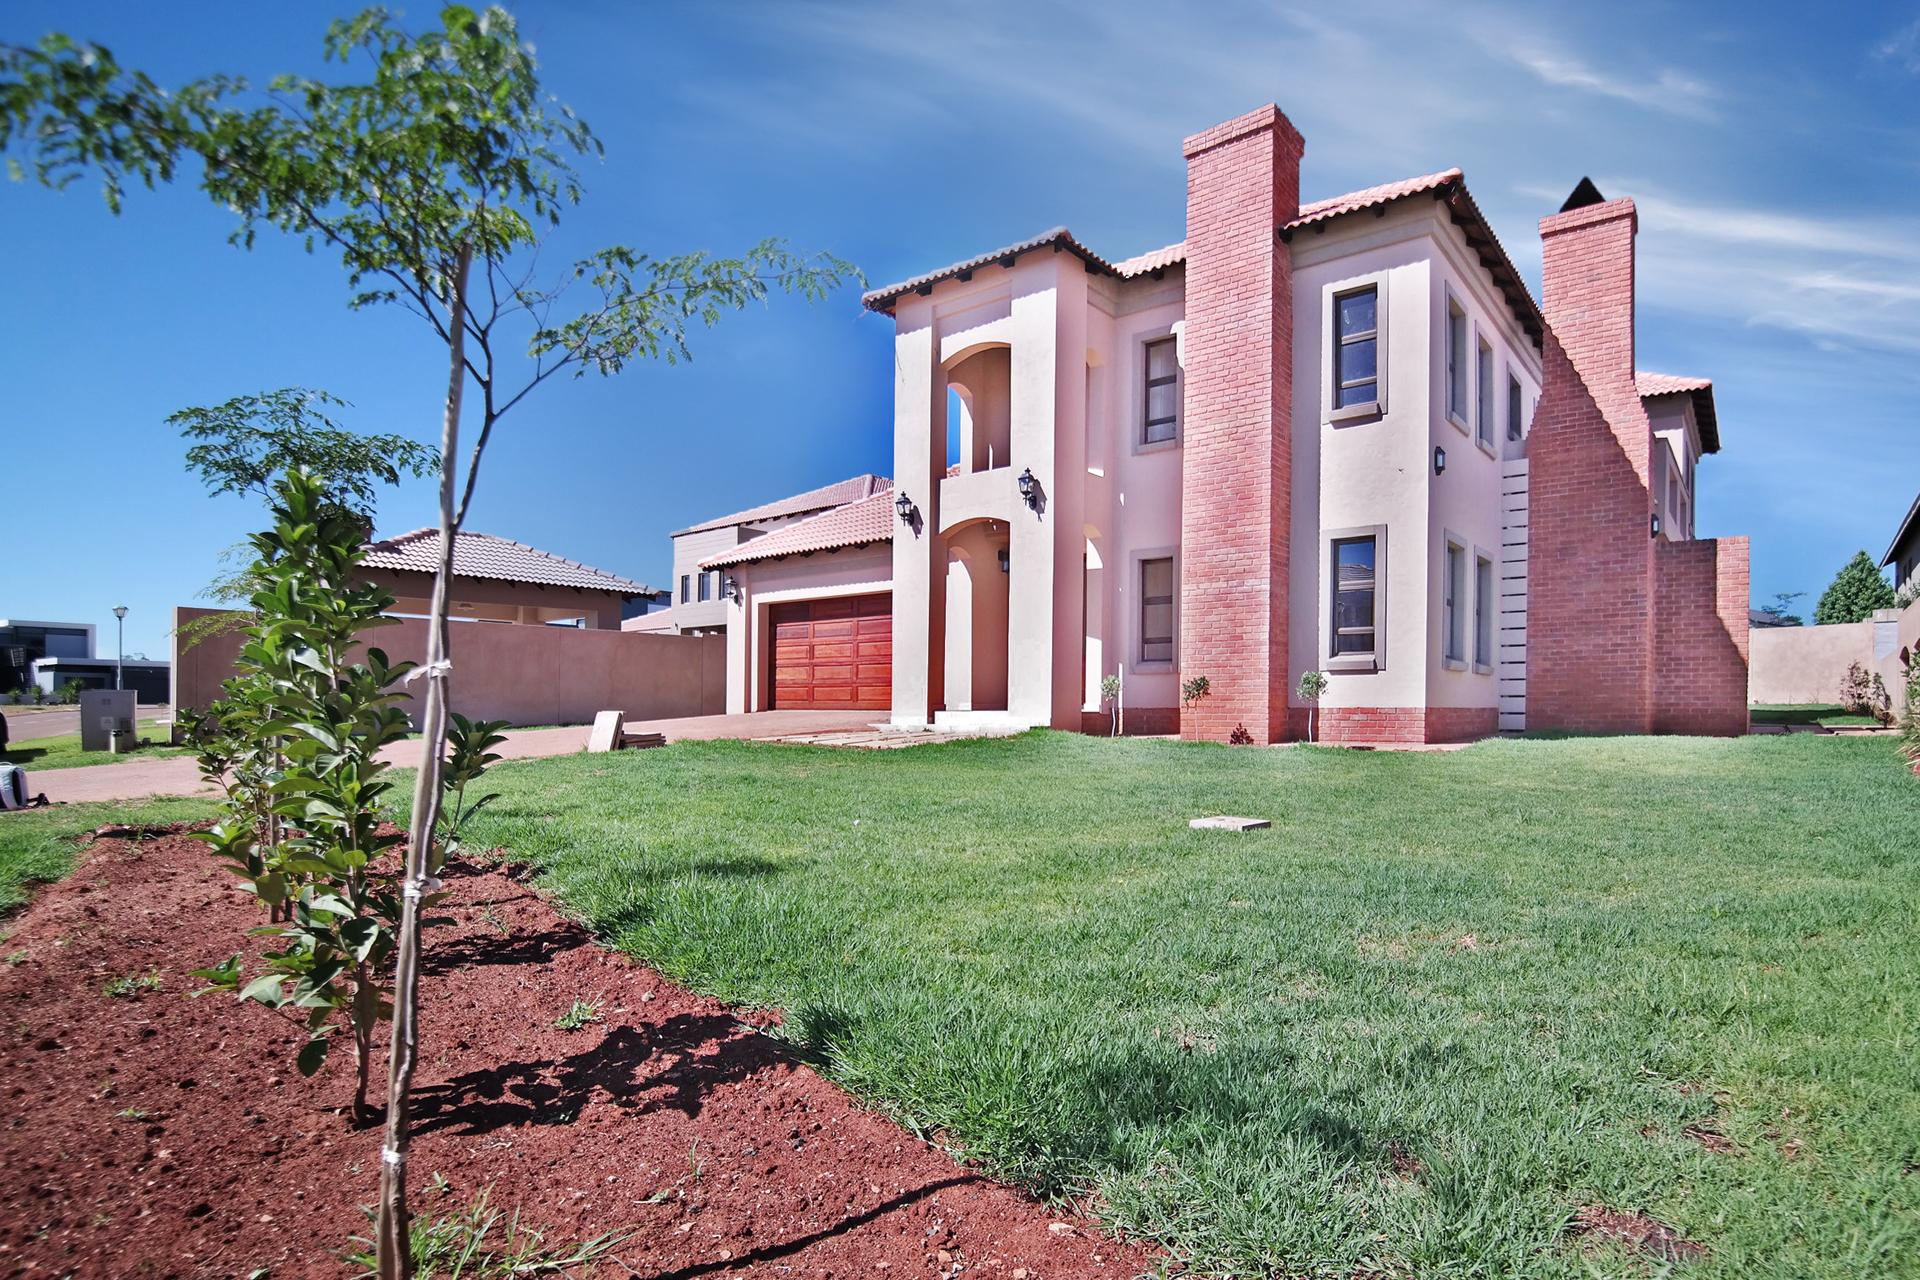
[1178,104,1303,744]
[1528,198,1658,733]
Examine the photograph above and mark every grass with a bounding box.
[0,797,217,920]
[435,732,1919,1280]
[1,719,188,771]
[1748,703,1883,727]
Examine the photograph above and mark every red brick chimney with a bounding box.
[1178,104,1303,744]
[1527,184,1657,733]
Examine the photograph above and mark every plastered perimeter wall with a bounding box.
[173,606,724,727]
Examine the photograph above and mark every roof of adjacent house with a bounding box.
[700,483,896,570]
[1882,490,1920,569]
[861,169,1544,344]
[361,529,651,595]
[1636,372,1721,454]
[673,474,891,536]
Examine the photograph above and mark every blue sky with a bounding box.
[5,0,1917,660]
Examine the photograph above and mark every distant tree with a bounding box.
[1758,591,1805,627]
[3,8,856,1275]
[1813,552,1896,625]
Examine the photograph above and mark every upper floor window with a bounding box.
[1506,372,1524,442]
[1446,298,1468,425]
[1331,534,1379,664]
[1142,336,1179,444]
[1475,336,1494,448]
[1333,286,1380,412]
[697,571,713,603]
[679,574,691,605]
[1139,556,1174,664]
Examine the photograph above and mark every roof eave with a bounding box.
[862,228,1120,313]
[1882,491,1920,568]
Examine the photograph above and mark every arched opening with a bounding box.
[942,518,1011,712]
[943,344,1011,475]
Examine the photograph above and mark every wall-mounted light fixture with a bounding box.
[723,574,740,602]
[1017,467,1039,510]
[997,547,1010,574]
[895,491,916,523]
[1650,511,1661,539]
[1433,446,1447,476]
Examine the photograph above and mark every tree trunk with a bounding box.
[375,241,473,1280]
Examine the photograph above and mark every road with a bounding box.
[2,705,173,743]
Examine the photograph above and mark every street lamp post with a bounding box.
[112,605,128,691]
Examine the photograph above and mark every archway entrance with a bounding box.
[942,519,1010,712]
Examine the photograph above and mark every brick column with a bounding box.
[1528,196,1656,733]
[1178,104,1303,744]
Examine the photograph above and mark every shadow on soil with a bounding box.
[410,1012,776,1134]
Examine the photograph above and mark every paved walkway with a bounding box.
[22,713,887,805]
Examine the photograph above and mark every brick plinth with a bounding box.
[1652,537,1750,736]
[1178,104,1303,745]
[1289,706,1498,745]
[1527,196,1657,734]
[1078,707,1182,737]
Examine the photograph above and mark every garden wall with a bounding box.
[1749,600,1917,714]
[172,606,725,728]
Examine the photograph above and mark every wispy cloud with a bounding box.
[1876,17,1920,73]
[1500,41,1720,118]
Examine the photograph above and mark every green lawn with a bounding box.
[1748,703,1883,728]
[1,720,188,771]
[0,797,217,920]
[435,732,1918,1280]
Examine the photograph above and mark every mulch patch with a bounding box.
[0,832,1157,1279]
[1570,1205,1706,1263]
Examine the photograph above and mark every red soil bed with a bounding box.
[0,830,1155,1278]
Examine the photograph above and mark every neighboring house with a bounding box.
[1883,491,1920,597]
[2,617,170,702]
[360,529,654,631]
[627,475,890,639]
[1749,608,1796,629]
[705,104,1750,741]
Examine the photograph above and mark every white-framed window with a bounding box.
[1138,555,1175,665]
[1446,295,1469,427]
[1474,552,1495,671]
[1442,536,1466,668]
[1475,335,1494,450]
[1506,371,1525,442]
[1333,284,1380,412]
[1326,526,1386,671]
[679,574,691,605]
[697,571,713,603]
[1142,335,1179,445]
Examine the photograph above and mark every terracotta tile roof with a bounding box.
[864,169,1541,345]
[701,484,895,570]
[1636,372,1721,454]
[674,474,890,536]
[361,529,651,595]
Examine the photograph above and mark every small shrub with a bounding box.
[554,999,602,1032]
[103,971,163,999]
[1098,674,1122,737]
[1294,670,1330,743]
[1838,662,1873,716]
[1899,662,1920,771]
[1180,674,1211,711]
[1228,723,1254,746]
[1867,673,1893,726]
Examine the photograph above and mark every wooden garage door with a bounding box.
[769,593,892,710]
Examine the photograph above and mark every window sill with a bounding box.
[1475,436,1496,458]
[1134,435,1181,457]
[1442,656,1466,671]
[1472,661,1494,676]
[1447,412,1470,435]
[1131,660,1175,677]
[1326,654,1379,674]
[1329,400,1383,424]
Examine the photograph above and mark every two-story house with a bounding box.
[703,104,1750,741]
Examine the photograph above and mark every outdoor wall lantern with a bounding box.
[895,491,916,523]
[723,574,740,602]
[998,547,1010,574]
[1433,446,1447,476]
[1650,511,1662,539]
[1017,467,1039,510]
